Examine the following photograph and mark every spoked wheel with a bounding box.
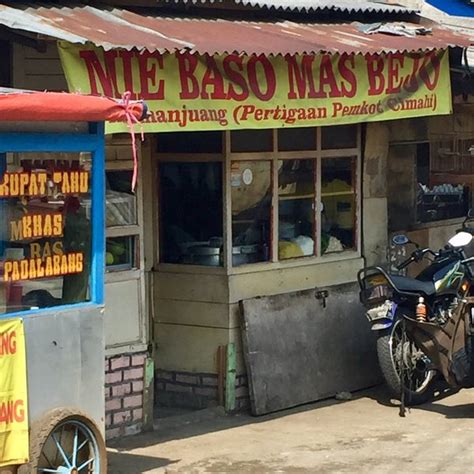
[19,409,107,474]
[377,318,436,405]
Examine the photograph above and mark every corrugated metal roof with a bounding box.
[160,0,417,14]
[0,4,470,55]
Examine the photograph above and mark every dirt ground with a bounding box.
[108,386,474,473]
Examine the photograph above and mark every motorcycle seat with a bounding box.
[390,275,436,296]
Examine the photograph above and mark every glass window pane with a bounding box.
[159,162,223,265]
[106,170,137,226]
[0,152,92,312]
[106,236,136,271]
[321,157,356,253]
[278,159,315,260]
[322,125,357,149]
[231,130,273,153]
[157,131,223,154]
[231,161,272,265]
[278,128,316,151]
[417,141,469,223]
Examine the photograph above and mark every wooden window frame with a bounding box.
[105,160,143,274]
[155,126,361,274]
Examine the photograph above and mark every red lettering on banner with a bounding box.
[386,53,405,94]
[0,331,16,355]
[366,52,441,96]
[177,52,200,99]
[138,51,165,100]
[286,54,357,99]
[0,400,25,424]
[419,52,441,91]
[247,55,276,101]
[366,55,385,96]
[338,54,357,98]
[403,55,421,92]
[79,50,120,97]
[201,56,226,100]
[223,55,249,101]
[286,55,320,99]
[119,50,138,100]
[315,55,342,98]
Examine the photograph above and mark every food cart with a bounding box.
[0,88,145,473]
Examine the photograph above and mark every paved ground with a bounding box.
[108,386,474,473]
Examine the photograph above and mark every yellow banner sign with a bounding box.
[0,319,29,467]
[58,42,452,134]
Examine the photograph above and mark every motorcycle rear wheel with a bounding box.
[377,318,436,405]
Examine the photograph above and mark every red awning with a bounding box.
[0,89,146,123]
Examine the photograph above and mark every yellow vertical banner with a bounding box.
[0,319,29,467]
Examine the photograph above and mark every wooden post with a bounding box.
[142,356,155,432]
[225,343,236,412]
[217,345,226,407]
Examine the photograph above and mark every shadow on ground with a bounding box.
[107,386,474,451]
[107,451,179,473]
[363,381,473,419]
[108,384,383,452]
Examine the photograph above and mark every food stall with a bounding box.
[0,88,145,473]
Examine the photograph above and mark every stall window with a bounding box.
[104,169,139,271]
[0,152,92,312]
[321,157,357,253]
[229,126,360,264]
[231,161,272,265]
[157,126,360,268]
[416,139,471,224]
[278,159,316,259]
[159,162,223,265]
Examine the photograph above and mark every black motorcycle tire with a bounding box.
[377,320,435,405]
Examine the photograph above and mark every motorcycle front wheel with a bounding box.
[377,317,437,405]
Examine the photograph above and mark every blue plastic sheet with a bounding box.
[427,0,474,17]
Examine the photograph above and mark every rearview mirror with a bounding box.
[392,234,410,246]
[448,231,473,248]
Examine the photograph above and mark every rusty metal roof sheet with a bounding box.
[0,4,470,55]
[160,0,417,14]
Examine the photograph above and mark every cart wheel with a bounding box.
[18,408,107,474]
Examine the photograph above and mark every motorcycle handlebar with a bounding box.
[396,256,415,271]
[396,248,438,271]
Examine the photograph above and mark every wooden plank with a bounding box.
[154,271,229,303]
[229,257,364,303]
[240,284,381,415]
[225,343,236,412]
[154,323,231,373]
[155,299,231,328]
[217,345,226,406]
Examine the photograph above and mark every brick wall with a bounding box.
[105,352,147,439]
[155,369,219,409]
[155,369,251,411]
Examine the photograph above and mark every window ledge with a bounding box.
[229,251,361,275]
[155,251,362,276]
[409,217,464,231]
[155,263,226,275]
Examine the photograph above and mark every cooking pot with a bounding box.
[181,242,260,266]
[181,244,221,266]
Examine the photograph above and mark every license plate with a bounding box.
[366,301,393,322]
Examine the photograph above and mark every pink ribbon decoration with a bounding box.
[122,91,145,192]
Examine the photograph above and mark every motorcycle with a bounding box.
[358,212,474,405]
